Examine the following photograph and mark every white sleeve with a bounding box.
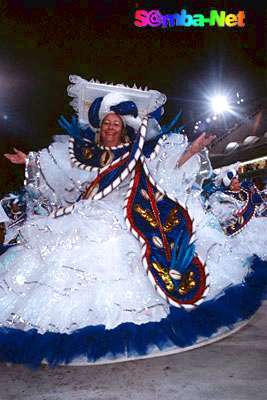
[25,135,97,207]
[145,133,212,201]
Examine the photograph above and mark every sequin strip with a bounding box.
[24,151,41,189]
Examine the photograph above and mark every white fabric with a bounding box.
[0,134,266,334]
[67,75,167,127]
[0,203,9,223]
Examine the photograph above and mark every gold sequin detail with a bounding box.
[163,207,180,233]
[134,205,179,233]
[238,192,247,201]
[82,147,93,160]
[152,261,174,291]
[134,205,158,228]
[100,150,114,166]
[178,271,196,295]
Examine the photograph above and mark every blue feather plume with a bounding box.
[148,106,164,122]
[170,230,195,273]
[161,111,182,134]
[58,115,95,142]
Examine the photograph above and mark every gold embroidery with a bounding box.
[178,271,196,295]
[152,262,196,295]
[100,150,114,166]
[134,205,158,228]
[152,261,174,291]
[134,205,179,233]
[163,207,180,232]
[82,147,93,160]
[238,192,247,201]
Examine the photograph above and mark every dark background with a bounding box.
[0,0,266,194]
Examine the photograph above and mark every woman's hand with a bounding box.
[190,132,216,155]
[4,148,27,164]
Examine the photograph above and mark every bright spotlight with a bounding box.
[210,95,230,114]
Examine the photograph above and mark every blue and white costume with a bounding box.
[0,76,266,367]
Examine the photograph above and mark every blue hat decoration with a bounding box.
[88,97,104,128]
[223,170,237,187]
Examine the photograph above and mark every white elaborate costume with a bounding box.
[0,77,266,367]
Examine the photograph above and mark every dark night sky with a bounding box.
[0,0,266,193]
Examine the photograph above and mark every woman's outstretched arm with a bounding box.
[176,133,215,167]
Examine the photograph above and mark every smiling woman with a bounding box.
[100,113,124,147]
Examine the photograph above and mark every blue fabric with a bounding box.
[0,244,14,256]
[0,256,266,367]
[143,133,163,157]
[227,171,234,180]
[88,97,103,128]
[110,101,138,118]
[73,140,129,168]
[148,106,164,122]
[127,164,206,304]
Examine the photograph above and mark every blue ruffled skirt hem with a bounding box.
[0,255,267,368]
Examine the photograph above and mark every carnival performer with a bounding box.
[203,167,267,235]
[0,76,266,367]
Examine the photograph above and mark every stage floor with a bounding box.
[0,302,266,400]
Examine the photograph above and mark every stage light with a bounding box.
[210,95,230,114]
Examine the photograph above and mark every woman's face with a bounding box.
[100,113,124,147]
[230,177,241,191]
